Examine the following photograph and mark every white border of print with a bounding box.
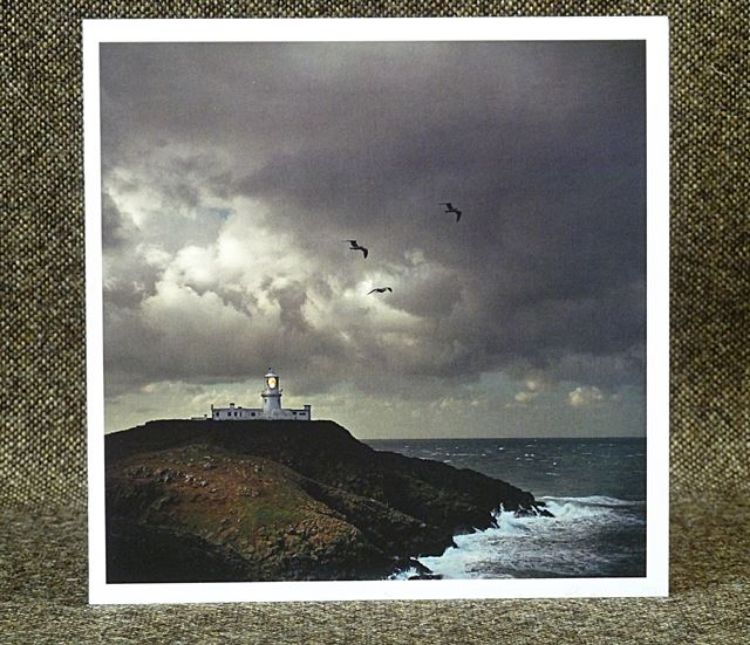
[85,16,669,604]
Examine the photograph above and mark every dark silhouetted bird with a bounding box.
[344,240,368,258]
[367,287,393,294]
[439,202,462,222]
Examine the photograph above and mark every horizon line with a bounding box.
[104,417,645,441]
[361,435,646,441]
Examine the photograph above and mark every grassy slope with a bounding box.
[105,419,543,582]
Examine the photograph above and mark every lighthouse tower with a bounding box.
[261,367,282,418]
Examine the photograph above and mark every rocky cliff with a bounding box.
[105,420,551,583]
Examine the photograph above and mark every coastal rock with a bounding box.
[105,420,550,582]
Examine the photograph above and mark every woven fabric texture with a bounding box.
[2,1,748,642]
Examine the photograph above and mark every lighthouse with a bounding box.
[261,367,282,417]
[210,368,312,421]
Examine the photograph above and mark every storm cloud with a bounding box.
[100,40,646,437]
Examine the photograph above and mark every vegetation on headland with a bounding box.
[106,420,551,583]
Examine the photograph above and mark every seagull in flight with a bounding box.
[367,287,393,294]
[439,202,462,222]
[344,240,368,258]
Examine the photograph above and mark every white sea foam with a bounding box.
[408,495,645,580]
[372,438,647,580]
[536,497,645,527]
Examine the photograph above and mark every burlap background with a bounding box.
[2,2,748,643]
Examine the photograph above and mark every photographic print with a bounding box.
[85,18,669,603]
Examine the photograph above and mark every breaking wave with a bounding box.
[393,495,646,580]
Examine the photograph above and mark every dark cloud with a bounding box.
[102,193,126,248]
[221,42,645,379]
[267,280,311,334]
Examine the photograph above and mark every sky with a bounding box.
[100,40,646,438]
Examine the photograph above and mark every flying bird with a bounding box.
[439,202,462,222]
[367,287,393,294]
[344,240,368,258]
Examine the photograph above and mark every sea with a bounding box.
[365,437,646,579]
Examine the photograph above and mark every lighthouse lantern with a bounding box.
[261,367,282,416]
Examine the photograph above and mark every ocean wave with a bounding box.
[403,496,646,580]
[540,495,645,507]
[535,497,645,525]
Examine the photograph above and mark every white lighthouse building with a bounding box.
[210,368,312,421]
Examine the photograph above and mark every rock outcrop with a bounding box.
[105,420,550,583]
